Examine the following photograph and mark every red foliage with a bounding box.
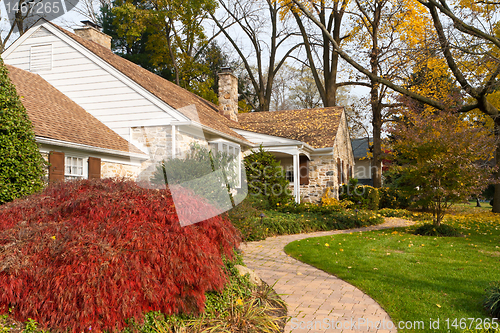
[0,179,240,332]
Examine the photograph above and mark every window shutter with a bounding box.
[88,157,101,179]
[49,151,65,183]
[337,158,341,185]
[342,160,345,184]
[299,156,309,185]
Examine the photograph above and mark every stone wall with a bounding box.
[101,161,141,180]
[131,126,173,161]
[333,111,355,185]
[300,155,336,203]
[175,130,206,159]
[73,26,112,49]
[300,110,354,203]
[130,125,208,182]
[218,70,238,122]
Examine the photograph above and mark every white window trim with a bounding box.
[208,139,242,188]
[64,155,89,179]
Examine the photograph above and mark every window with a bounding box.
[286,170,294,182]
[65,156,84,179]
[48,152,100,183]
[208,140,241,188]
[209,142,218,153]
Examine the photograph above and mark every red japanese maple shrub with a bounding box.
[0,178,240,332]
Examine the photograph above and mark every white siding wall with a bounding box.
[4,26,177,140]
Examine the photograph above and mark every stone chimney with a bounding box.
[74,21,112,50]
[218,67,238,122]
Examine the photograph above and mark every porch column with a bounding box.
[293,153,300,203]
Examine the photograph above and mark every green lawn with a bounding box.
[284,211,500,332]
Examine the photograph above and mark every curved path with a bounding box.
[241,218,415,333]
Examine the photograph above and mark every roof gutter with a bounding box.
[36,137,149,160]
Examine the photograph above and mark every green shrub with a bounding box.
[276,199,352,215]
[339,179,379,210]
[366,186,380,210]
[379,187,412,209]
[484,281,500,319]
[321,187,349,211]
[414,223,462,237]
[230,207,384,242]
[244,146,293,207]
[227,197,265,241]
[0,59,45,204]
[378,208,414,218]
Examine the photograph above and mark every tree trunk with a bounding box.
[372,105,383,188]
[370,7,383,189]
[492,119,500,213]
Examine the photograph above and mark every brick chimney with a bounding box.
[74,21,112,50]
[218,67,238,122]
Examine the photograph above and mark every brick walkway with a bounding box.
[241,218,415,333]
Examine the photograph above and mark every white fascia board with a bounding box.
[1,24,42,58]
[39,23,190,123]
[252,145,311,160]
[233,128,303,145]
[200,124,254,148]
[310,147,334,155]
[36,137,149,162]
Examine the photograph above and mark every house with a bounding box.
[2,20,354,203]
[6,64,148,182]
[351,137,375,186]
[237,107,354,202]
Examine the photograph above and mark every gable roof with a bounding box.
[7,64,145,155]
[238,107,344,149]
[351,138,371,159]
[47,23,248,144]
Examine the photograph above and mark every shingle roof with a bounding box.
[351,137,371,159]
[49,23,248,143]
[238,107,344,149]
[7,64,145,155]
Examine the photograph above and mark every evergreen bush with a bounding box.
[339,179,379,210]
[0,59,45,204]
[244,146,292,207]
[379,187,412,209]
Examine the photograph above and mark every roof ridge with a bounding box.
[239,106,344,116]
